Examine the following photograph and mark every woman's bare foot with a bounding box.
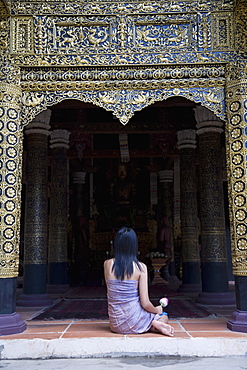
[152,319,174,337]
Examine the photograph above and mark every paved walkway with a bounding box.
[1,356,247,370]
[1,283,247,359]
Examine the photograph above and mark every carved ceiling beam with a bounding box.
[66,148,179,159]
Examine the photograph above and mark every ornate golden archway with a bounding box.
[0,0,246,334]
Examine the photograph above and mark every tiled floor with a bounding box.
[3,318,247,340]
[1,283,246,341]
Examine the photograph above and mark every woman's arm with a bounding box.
[138,263,162,315]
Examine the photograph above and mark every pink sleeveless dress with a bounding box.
[106,279,159,334]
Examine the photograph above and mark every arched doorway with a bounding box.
[18,97,233,296]
[47,97,199,287]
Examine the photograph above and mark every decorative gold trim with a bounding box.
[11,16,34,54]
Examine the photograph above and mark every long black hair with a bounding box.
[112,227,142,280]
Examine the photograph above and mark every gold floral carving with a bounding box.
[0,82,22,278]
[226,62,247,276]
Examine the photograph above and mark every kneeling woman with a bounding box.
[104,227,174,336]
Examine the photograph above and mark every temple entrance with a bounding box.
[51,97,197,286]
[20,96,231,288]
[1,0,246,337]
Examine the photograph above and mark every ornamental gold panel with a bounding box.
[0,0,10,16]
[211,12,234,50]
[235,0,247,52]
[11,16,34,54]
[8,1,235,67]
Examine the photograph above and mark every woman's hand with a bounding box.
[155,305,163,315]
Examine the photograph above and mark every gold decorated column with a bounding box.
[0,62,26,334]
[225,60,247,333]
[48,129,70,289]
[194,106,234,305]
[177,130,201,292]
[17,110,52,307]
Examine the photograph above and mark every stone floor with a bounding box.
[3,301,245,340]
[1,282,247,359]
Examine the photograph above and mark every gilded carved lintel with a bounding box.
[20,85,225,126]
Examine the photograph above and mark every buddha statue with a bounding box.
[110,163,137,227]
[113,164,136,206]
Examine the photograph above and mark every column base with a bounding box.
[160,265,171,281]
[160,269,180,283]
[196,292,236,305]
[16,294,52,307]
[0,277,17,314]
[48,262,68,285]
[47,284,70,294]
[227,310,247,333]
[168,275,180,283]
[0,313,26,336]
[178,283,202,293]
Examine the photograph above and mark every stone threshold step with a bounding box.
[1,336,247,359]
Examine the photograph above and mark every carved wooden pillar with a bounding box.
[158,170,173,222]
[177,129,201,292]
[48,130,70,290]
[158,170,178,281]
[17,111,52,307]
[71,171,88,284]
[195,106,235,305]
